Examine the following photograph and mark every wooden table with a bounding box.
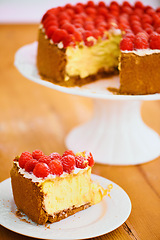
[0,24,160,240]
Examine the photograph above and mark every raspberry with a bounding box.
[75,155,88,168]
[134,1,144,9]
[120,37,134,51]
[134,34,149,49]
[62,150,75,158]
[33,163,50,178]
[123,32,135,41]
[49,152,62,161]
[61,23,75,34]
[46,26,58,39]
[149,32,160,49]
[32,149,44,160]
[98,2,106,8]
[51,29,68,44]
[19,151,33,168]
[61,155,75,173]
[86,1,95,8]
[24,159,38,173]
[74,30,83,42]
[48,160,63,176]
[39,155,51,165]
[87,152,94,167]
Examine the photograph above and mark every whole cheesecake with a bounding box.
[10,149,108,224]
[37,1,160,95]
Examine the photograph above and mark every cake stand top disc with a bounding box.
[14,42,160,101]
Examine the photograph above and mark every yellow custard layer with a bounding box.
[66,32,121,79]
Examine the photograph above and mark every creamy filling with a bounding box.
[41,168,92,214]
[65,32,121,79]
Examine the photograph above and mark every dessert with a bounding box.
[37,1,160,95]
[10,149,108,225]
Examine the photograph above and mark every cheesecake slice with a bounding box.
[10,149,107,224]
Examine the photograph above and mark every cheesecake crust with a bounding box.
[119,52,160,95]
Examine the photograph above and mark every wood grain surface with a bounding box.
[0,25,160,240]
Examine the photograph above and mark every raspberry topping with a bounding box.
[48,160,63,176]
[75,155,88,168]
[19,151,33,168]
[41,1,160,50]
[16,149,95,178]
[24,159,38,173]
[120,37,134,51]
[61,155,75,173]
[32,149,44,160]
[33,162,50,178]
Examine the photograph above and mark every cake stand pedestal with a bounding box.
[66,99,160,165]
[14,42,160,165]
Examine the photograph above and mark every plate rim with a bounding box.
[0,175,132,240]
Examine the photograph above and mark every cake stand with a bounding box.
[14,42,160,165]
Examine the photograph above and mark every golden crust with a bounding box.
[119,52,160,95]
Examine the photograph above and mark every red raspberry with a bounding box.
[85,7,96,16]
[120,37,134,51]
[74,5,84,14]
[75,155,88,169]
[98,2,106,8]
[39,155,51,165]
[62,150,75,158]
[61,23,75,34]
[48,160,63,176]
[86,1,95,8]
[49,152,62,161]
[74,30,83,42]
[24,159,38,173]
[51,29,68,44]
[61,155,75,173]
[134,1,144,9]
[121,6,133,14]
[87,152,94,167]
[45,26,58,39]
[149,32,160,49]
[124,32,135,41]
[32,149,44,160]
[122,1,132,8]
[134,33,149,49]
[19,151,33,168]
[33,163,50,178]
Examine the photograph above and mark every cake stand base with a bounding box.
[66,99,160,165]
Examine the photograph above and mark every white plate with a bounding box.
[14,42,160,101]
[0,175,131,240]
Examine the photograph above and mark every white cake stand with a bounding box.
[14,42,160,165]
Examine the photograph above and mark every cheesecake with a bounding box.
[37,1,160,95]
[10,149,108,224]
